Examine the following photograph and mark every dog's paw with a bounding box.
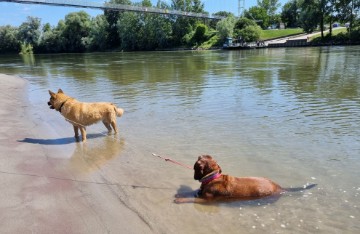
[174,197,194,204]
[174,198,186,204]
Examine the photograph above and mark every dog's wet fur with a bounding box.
[48,89,124,142]
[175,155,316,203]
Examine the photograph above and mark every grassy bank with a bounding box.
[260,28,304,40]
[198,28,305,49]
[310,27,347,40]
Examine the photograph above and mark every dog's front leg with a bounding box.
[73,125,80,141]
[174,197,209,204]
[80,127,87,142]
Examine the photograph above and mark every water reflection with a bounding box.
[69,135,125,174]
[20,54,35,66]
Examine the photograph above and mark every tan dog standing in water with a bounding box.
[48,89,124,142]
[175,155,316,203]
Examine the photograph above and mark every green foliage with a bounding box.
[349,27,360,42]
[170,0,206,46]
[198,33,221,49]
[233,17,262,41]
[38,21,65,53]
[1,0,359,53]
[257,0,281,16]
[245,6,269,29]
[281,0,300,28]
[19,42,33,54]
[235,25,262,42]
[235,17,258,29]
[213,11,234,18]
[88,15,109,51]
[117,12,140,51]
[104,0,132,48]
[216,15,236,40]
[299,5,319,33]
[18,16,41,46]
[192,23,208,44]
[0,25,19,53]
[62,11,92,52]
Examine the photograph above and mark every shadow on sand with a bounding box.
[17,133,105,145]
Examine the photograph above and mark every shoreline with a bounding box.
[0,74,153,233]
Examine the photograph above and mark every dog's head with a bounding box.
[48,89,69,111]
[193,155,222,181]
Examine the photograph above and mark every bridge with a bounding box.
[0,0,225,20]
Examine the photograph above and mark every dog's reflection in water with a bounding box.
[69,135,125,174]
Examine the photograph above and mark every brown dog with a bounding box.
[48,89,124,142]
[175,155,316,203]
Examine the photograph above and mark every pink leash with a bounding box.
[152,153,193,170]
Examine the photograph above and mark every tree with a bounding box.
[233,17,261,41]
[216,15,237,40]
[299,2,320,33]
[38,23,64,53]
[237,25,262,41]
[62,11,92,52]
[134,0,172,50]
[244,6,269,29]
[18,16,41,47]
[299,0,330,37]
[257,0,281,16]
[170,0,205,46]
[88,15,109,51]
[0,25,19,53]
[117,11,142,50]
[281,0,300,27]
[171,0,204,12]
[192,23,208,44]
[213,11,233,18]
[336,0,360,32]
[104,0,132,49]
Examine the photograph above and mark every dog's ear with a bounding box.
[49,90,56,98]
[217,164,222,174]
[203,155,222,174]
[57,89,64,94]
[194,157,206,180]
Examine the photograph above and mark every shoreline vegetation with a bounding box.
[0,0,359,54]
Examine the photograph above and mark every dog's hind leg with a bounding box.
[80,127,87,142]
[110,121,118,133]
[102,120,112,132]
[73,125,80,141]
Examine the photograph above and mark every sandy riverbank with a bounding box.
[0,74,154,233]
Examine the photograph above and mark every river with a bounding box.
[1,47,359,233]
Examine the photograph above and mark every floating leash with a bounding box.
[152,153,193,170]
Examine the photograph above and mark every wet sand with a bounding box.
[0,74,153,233]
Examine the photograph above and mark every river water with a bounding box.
[1,47,359,233]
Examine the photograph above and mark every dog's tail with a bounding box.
[283,183,317,192]
[115,107,124,117]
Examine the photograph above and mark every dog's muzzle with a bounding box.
[47,101,55,109]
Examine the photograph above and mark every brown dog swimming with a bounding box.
[175,155,316,203]
[48,89,124,142]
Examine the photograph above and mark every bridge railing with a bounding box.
[1,0,224,20]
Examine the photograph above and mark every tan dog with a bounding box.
[48,89,124,142]
[175,155,316,203]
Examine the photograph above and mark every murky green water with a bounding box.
[1,47,359,233]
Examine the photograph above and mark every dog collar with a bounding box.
[58,99,70,113]
[200,172,222,185]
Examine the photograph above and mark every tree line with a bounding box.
[0,0,359,54]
